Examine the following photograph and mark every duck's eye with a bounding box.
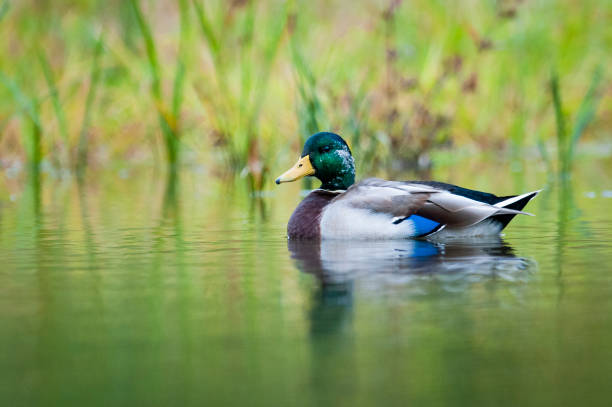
[320,146,331,153]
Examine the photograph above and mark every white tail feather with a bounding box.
[494,190,542,209]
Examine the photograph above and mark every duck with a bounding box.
[275,132,540,240]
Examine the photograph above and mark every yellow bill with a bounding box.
[275,155,315,184]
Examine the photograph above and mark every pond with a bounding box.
[1,154,612,406]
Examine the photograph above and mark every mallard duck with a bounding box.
[275,132,540,240]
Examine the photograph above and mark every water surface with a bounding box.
[1,160,612,406]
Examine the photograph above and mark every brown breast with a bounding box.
[287,190,338,239]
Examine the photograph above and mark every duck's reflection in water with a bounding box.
[289,238,536,397]
[290,237,533,284]
[289,237,535,333]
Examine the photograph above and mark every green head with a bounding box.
[275,132,356,190]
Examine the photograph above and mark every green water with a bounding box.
[1,157,612,406]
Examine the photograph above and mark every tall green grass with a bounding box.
[550,68,604,178]
[0,0,609,186]
[0,71,43,168]
[193,0,287,188]
[77,34,104,175]
[38,50,69,167]
[130,0,185,170]
[38,51,68,144]
[288,9,327,141]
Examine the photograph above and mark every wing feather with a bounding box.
[334,178,530,228]
[334,178,433,218]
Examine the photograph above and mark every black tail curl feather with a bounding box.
[490,191,540,229]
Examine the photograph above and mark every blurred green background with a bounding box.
[2,2,612,406]
[0,0,610,187]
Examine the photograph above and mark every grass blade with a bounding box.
[192,0,220,59]
[248,1,287,121]
[130,0,161,102]
[0,70,41,127]
[239,0,255,126]
[38,50,69,143]
[0,70,42,164]
[568,67,603,162]
[130,0,179,168]
[172,0,189,123]
[550,72,568,175]
[77,33,104,173]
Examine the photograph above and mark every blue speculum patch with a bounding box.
[409,215,441,237]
